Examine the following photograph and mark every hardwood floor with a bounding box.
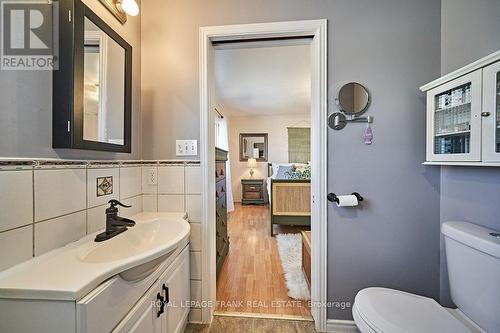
[216,203,311,317]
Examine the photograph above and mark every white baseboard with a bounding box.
[325,319,358,333]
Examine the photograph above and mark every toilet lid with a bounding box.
[354,288,472,333]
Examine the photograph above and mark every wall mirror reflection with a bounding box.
[337,82,370,115]
[53,1,132,153]
[84,17,126,145]
[239,133,268,161]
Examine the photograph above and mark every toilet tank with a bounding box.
[442,221,500,333]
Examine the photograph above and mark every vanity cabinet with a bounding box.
[0,244,190,333]
[421,51,500,165]
[111,246,190,333]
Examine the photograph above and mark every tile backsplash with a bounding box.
[0,160,201,274]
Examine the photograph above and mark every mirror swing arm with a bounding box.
[53,0,132,153]
[329,82,374,131]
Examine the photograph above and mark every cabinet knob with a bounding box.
[481,112,491,117]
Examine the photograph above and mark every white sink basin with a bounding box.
[0,212,190,300]
[80,219,185,264]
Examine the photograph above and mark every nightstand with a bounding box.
[241,178,267,205]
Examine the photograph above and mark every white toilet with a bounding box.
[353,221,500,333]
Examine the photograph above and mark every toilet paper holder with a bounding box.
[327,192,364,204]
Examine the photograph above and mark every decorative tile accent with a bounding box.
[158,161,185,165]
[0,160,36,171]
[36,160,87,169]
[97,176,114,197]
[88,161,120,168]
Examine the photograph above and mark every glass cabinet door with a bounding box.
[426,70,482,162]
[481,60,500,162]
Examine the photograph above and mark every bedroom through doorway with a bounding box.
[212,38,313,319]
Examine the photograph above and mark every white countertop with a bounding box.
[0,212,189,301]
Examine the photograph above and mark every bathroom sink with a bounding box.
[80,218,186,264]
[0,212,189,301]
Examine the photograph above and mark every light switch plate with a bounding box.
[176,140,198,156]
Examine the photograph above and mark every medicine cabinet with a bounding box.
[421,51,500,165]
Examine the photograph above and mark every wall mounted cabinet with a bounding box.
[421,51,500,166]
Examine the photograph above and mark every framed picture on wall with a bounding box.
[239,133,268,162]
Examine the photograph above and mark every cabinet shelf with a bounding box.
[434,130,470,137]
[435,101,471,112]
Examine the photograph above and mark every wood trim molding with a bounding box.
[199,19,328,331]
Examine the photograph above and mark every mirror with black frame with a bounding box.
[53,0,132,152]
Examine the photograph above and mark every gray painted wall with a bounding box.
[141,0,442,320]
[0,0,142,160]
[439,0,500,307]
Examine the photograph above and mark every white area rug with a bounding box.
[275,233,311,300]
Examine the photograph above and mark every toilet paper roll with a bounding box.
[336,195,359,207]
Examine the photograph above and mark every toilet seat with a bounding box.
[352,288,473,333]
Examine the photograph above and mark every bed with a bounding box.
[267,163,311,236]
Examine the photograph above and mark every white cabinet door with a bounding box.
[113,284,162,333]
[426,70,482,162]
[481,60,500,162]
[159,247,190,333]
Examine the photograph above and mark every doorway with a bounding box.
[199,20,328,332]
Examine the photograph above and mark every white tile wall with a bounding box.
[142,194,158,212]
[185,165,201,195]
[0,225,33,271]
[87,205,107,234]
[34,211,86,256]
[121,195,143,218]
[158,165,184,194]
[87,167,120,208]
[158,195,185,212]
[0,160,205,323]
[0,170,33,232]
[189,223,201,251]
[120,166,142,199]
[0,162,145,272]
[190,251,202,280]
[34,168,86,222]
[185,195,202,222]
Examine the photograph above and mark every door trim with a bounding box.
[199,19,328,332]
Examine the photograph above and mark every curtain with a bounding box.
[215,115,235,212]
[288,127,311,163]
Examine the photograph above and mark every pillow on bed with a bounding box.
[286,165,311,179]
[272,163,293,177]
[275,165,294,179]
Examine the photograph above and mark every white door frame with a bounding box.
[199,19,328,332]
